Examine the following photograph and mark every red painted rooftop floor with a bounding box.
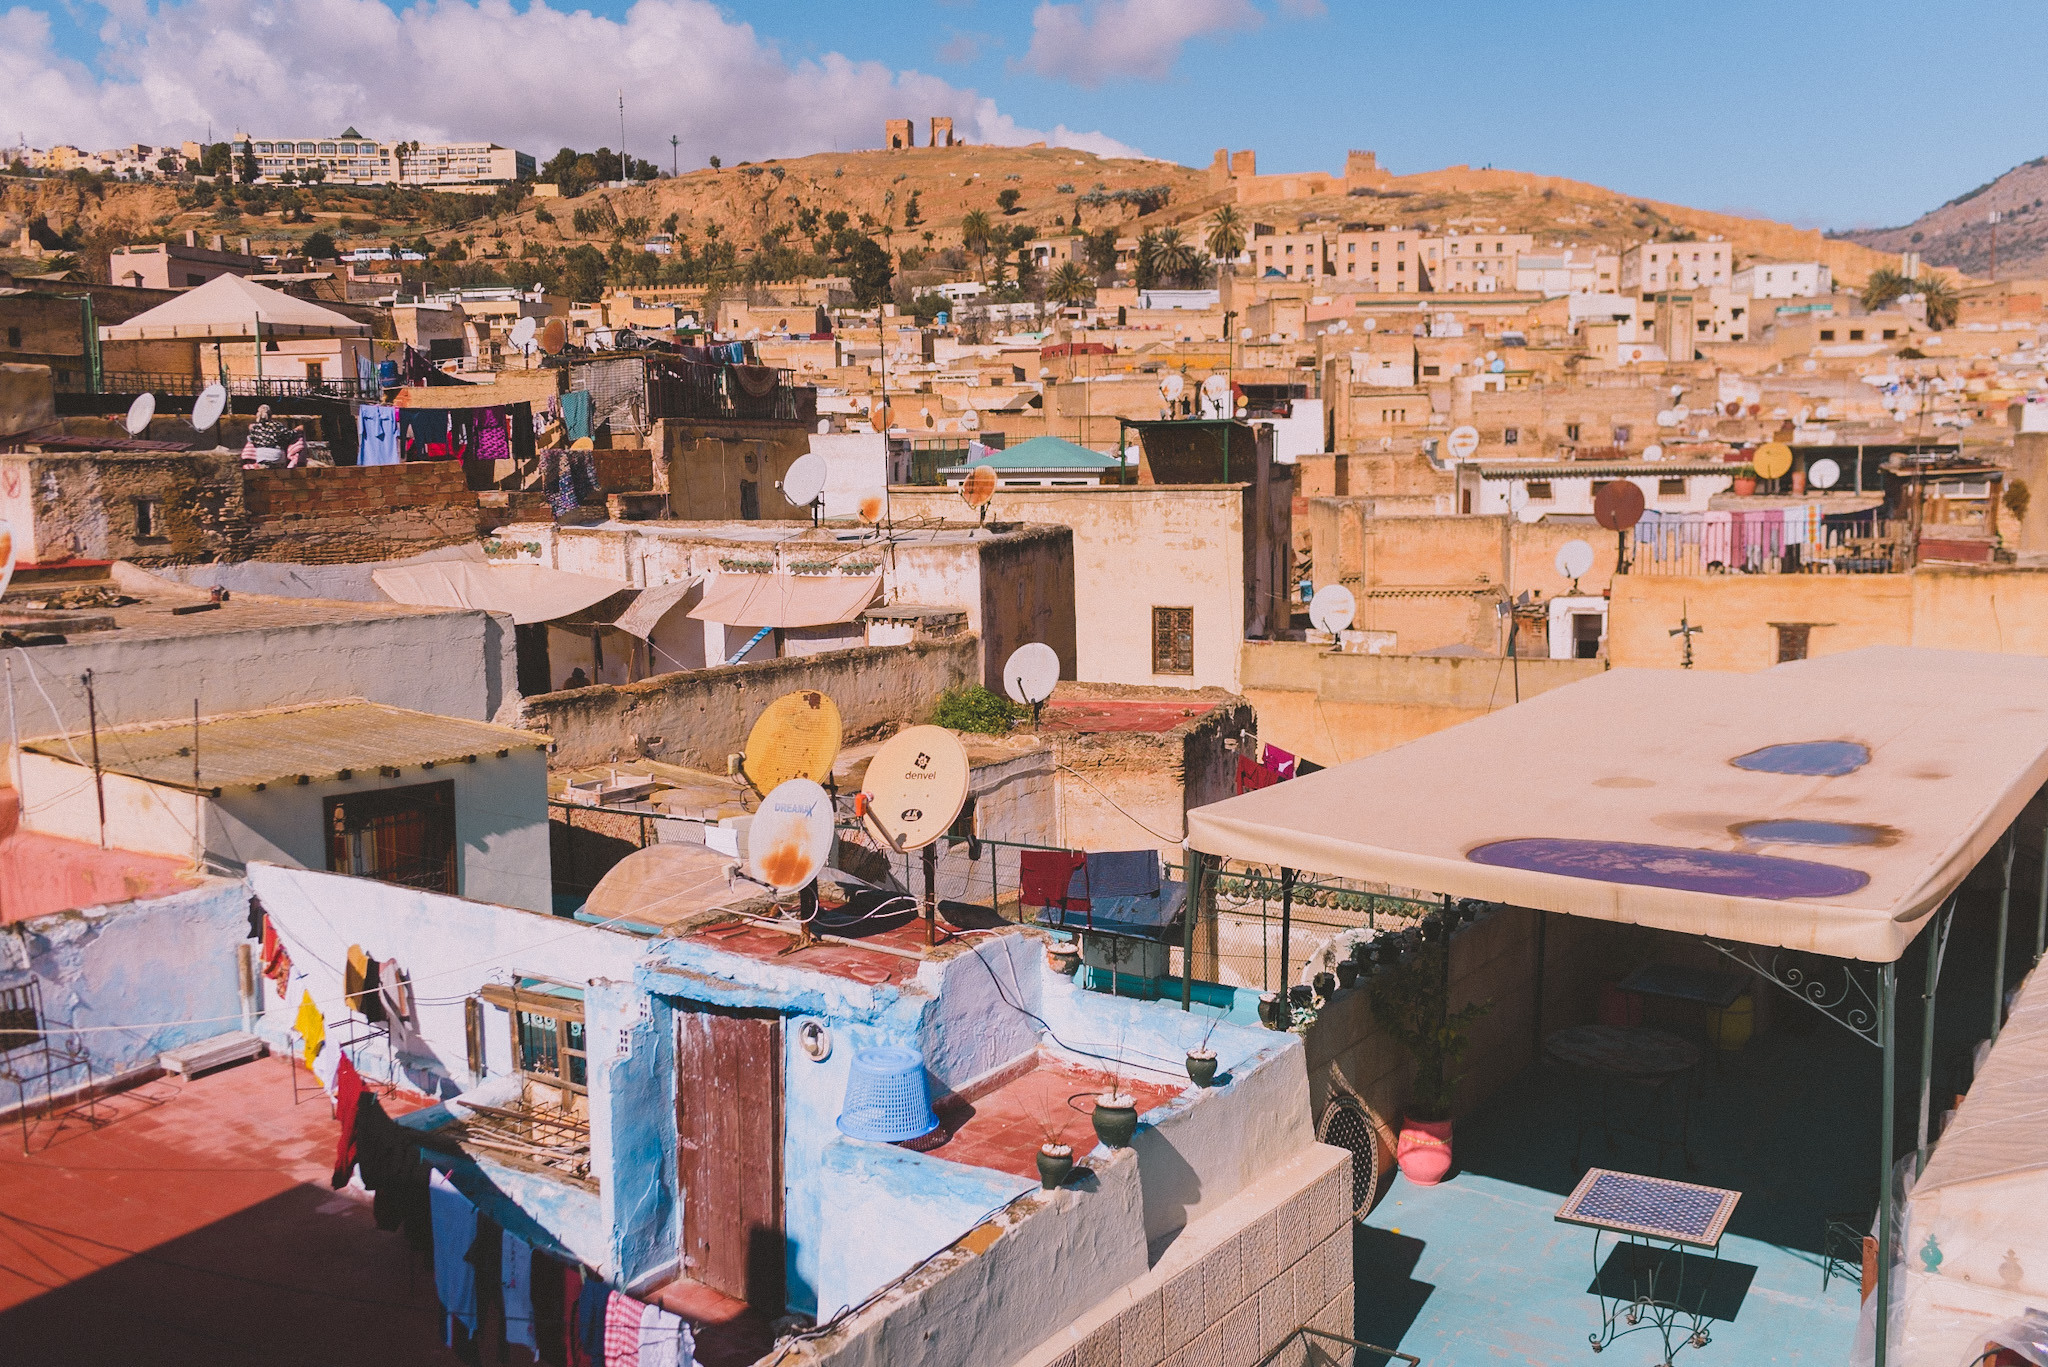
[1035,699,1216,734]
[925,1052,1186,1180]
[0,1055,462,1366]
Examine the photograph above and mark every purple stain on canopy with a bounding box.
[1730,741,1870,777]
[1468,838,1869,900]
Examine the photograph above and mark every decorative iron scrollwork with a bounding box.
[1702,940,1883,1047]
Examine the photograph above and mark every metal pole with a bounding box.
[1532,908,1548,1060]
[1876,961,1897,1367]
[1278,868,1296,992]
[1916,902,1951,1170]
[2038,802,2048,963]
[83,669,106,849]
[1993,832,2014,1042]
[922,842,938,947]
[1180,848,1202,1010]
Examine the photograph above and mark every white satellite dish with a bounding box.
[1797,406,1812,423]
[860,725,971,853]
[1447,425,1481,460]
[1671,384,1685,398]
[124,392,155,436]
[1507,482,1530,512]
[1485,350,1498,362]
[509,315,537,352]
[782,453,828,509]
[1672,405,1689,421]
[1002,642,1061,707]
[191,383,228,432]
[1656,409,1679,427]
[1308,583,1356,634]
[1556,539,1595,582]
[1160,372,1185,402]
[817,418,832,435]
[746,778,836,892]
[1643,443,1664,461]
[1361,317,1377,331]
[1808,457,1842,490]
[1516,504,1544,524]
[960,407,981,432]
[1201,373,1230,401]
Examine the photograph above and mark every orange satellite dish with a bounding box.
[961,465,998,510]
[538,317,568,355]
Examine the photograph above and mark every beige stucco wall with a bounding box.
[889,487,1249,692]
[1241,641,1605,768]
[1606,568,2048,672]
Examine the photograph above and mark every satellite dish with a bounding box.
[1725,401,1742,417]
[1643,443,1664,461]
[961,464,998,510]
[1671,384,1685,398]
[1555,539,1595,581]
[1201,373,1230,401]
[0,520,14,599]
[1361,317,1377,331]
[870,402,891,434]
[960,408,980,432]
[124,392,155,435]
[1447,425,1481,459]
[1002,642,1061,707]
[782,452,828,509]
[1808,457,1842,490]
[509,315,537,352]
[1516,504,1544,524]
[1308,584,1356,634]
[1672,405,1689,421]
[1160,372,1185,401]
[1485,350,1498,362]
[741,690,843,797]
[857,488,889,524]
[1593,480,1646,531]
[192,383,228,432]
[1507,482,1530,512]
[746,778,836,892]
[817,419,832,435]
[1656,409,1679,427]
[1489,358,1506,373]
[1752,442,1793,480]
[860,725,970,852]
[538,317,567,355]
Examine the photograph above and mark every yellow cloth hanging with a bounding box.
[294,990,325,1068]
[344,944,370,1010]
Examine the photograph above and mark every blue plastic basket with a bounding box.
[836,1045,940,1142]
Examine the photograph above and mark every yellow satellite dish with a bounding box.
[741,690,844,797]
[1752,442,1793,480]
[860,725,970,853]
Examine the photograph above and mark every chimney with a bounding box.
[238,236,252,256]
[209,233,224,252]
[185,229,198,248]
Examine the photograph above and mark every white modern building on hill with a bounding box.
[231,129,532,186]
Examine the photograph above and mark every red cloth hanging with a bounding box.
[1236,754,1278,795]
[331,1053,365,1188]
[1019,849,1089,910]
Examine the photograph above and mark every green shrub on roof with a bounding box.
[930,685,1023,736]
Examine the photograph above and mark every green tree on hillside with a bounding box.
[960,209,993,283]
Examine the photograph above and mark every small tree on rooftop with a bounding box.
[1205,205,1246,263]
[1862,267,1912,312]
[1368,937,1492,1122]
[1916,273,1960,331]
[930,686,1023,735]
[1048,260,1093,308]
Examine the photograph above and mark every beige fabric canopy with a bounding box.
[99,272,369,341]
[372,562,629,626]
[1186,647,2048,962]
[687,574,880,629]
[610,579,700,640]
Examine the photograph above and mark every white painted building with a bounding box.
[1619,238,1732,292]
[232,130,533,185]
[1456,461,1737,519]
[1732,260,1834,299]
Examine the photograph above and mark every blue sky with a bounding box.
[7,0,2046,229]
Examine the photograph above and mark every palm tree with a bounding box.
[960,209,993,283]
[1133,229,1164,291]
[1862,267,1912,312]
[1915,273,1959,331]
[1205,205,1247,264]
[1048,260,1093,308]
[1153,228,1198,287]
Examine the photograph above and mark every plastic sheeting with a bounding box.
[371,561,629,626]
[686,574,880,629]
[1185,648,2048,963]
[1885,962,2048,1366]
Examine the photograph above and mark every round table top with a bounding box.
[1545,1024,1700,1079]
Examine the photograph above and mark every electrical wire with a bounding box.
[1053,762,1185,843]
[957,937,1191,1075]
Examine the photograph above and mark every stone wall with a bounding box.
[240,463,482,562]
[518,634,980,769]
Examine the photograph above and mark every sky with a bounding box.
[4,0,2047,230]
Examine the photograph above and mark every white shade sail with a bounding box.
[372,561,629,626]
[687,574,880,629]
[98,272,369,341]
[1186,648,2048,962]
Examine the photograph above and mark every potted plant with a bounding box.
[1091,1092,1138,1148]
[1036,1141,1075,1189]
[1368,934,1492,1186]
[1732,470,1758,496]
[1047,940,1080,976]
[1185,1016,1220,1087]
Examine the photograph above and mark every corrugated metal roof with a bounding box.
[23,701,547,793]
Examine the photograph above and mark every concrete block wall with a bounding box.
[1013,1141,1354,1367]
[243,462,474,516]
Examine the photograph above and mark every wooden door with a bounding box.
[676,1006,784,1309]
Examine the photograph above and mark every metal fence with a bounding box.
[87,370,380,400]
[643,361,810,425]
[1628,510,1904,575]
[1209,867,1436,993]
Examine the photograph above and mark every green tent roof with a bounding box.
[945,435,1125,471]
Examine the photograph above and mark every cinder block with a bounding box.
[1201,1235,1247,1329]
[1219,1299,1260,1367]
[1077,1319,1120,1367]
[1119,1288,1165,1367]
[1164,1324,1221,1367]
[1241,1209,1279,1286]
[1257,1267,1296,1352]
[1309,1229,1348,1308]
[1162,1259,1206,1353]
[1277,1188,1313,1268]
[1309,1158,1350,1239]
[1309,1284,1352,1337]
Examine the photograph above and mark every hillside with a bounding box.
[1836,157,2048,280]
[2,145,1912,292]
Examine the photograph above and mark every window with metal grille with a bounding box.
[327,780,456,894]
[1658,478,1687,497]
[1775,624,1812,663]
[1152,606,1194,676]
[483,982,586,1097]
[0,980,41,1054]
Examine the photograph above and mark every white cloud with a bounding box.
[1022,0,1260,86]
[0,0,1141,161]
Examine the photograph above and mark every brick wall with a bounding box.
[241,462,483,563]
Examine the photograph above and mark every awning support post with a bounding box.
[1876,959,1897,1367]
[1180,848,1202,1010]
[1916,898,1956,1170]
[1993,831,2015,1042]
[2037,801,2048,964]
[1278,868,1296,994]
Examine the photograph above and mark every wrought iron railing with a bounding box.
[86,370,381,400]
[1255,1327,1420,1366]
[645,362,813,424]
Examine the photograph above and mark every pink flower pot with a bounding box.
[1396,1116,1454,1186]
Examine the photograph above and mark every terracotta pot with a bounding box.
[1732,476,1758,495]
[1186,1049,1218,1088]
[1091,1093,1139,1149]
[1036,1143,1074,1190]
[1048,943,1080,976]
[1396,1115,1455,1186]
[1257,991,1284,1029]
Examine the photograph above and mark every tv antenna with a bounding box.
[1002,642,1061,729]
[1669,604,1705,670]
[858,725,971,945]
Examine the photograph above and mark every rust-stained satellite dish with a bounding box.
[1593,480,1646,531]
[538,317,568,355]
[857,488,889,524]
[961,464,998,510]
[742,690,844,797]
[869,401,891,434]
[860,725,970,853]
[1752,442,1794,481]
[748,778,836,892]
